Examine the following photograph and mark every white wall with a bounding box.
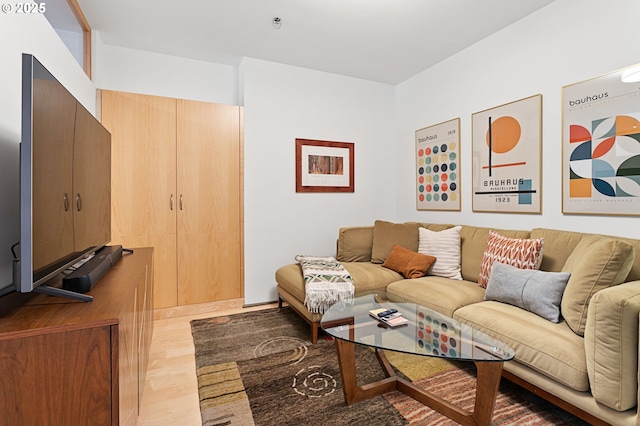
[241,58,396,304]
[0,12,95,293]
[90,46,396,305]
[395,0,640,239]
[93,34,239,105]
[53,0,639,307]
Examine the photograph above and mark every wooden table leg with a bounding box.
[472,361,504,426]
[334,339,397,405]
[332,338,505,426]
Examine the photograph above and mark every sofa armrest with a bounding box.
[584,280,640,411]
[336,226,374,262]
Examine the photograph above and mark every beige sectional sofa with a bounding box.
[275,220,640,425]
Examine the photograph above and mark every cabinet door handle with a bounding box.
[170,194,174,210]
[76,193,82,212]
[63,193,69,212]
[179,194,183,210]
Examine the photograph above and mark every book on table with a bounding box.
[369,308,408,327]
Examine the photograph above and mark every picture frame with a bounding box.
[415,118,461,211]
[295,139,354,193]
[471,94,542,213]
[562,63,640,216]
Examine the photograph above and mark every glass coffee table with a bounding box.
[320,292,515,426]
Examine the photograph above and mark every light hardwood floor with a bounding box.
[138,300,279,426]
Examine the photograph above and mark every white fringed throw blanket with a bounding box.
[295,255,354,314]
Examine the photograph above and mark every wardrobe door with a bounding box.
[176,100,242,305]
[102,91,178,308]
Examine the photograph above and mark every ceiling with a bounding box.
[77,0,556,85]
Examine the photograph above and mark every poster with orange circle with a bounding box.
[415,118,461,211]
[471,94,542,213]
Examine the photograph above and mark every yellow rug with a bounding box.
[383,350,458,382]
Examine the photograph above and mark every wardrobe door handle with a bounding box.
[170,194,174,210]
[63,193,69,212]
[179,194,183,210]
[76,193,82,212]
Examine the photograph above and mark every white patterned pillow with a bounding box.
[477,230,544,288]
[418,226,462,280]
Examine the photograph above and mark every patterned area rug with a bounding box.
[238,341,406,425]
[191,307,589,425]
[386,366,588,425]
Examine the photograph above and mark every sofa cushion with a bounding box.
[386,276,485,318]
[531,228,640,280]
[275,262,402,305]
[477,230,544,288]
[382,244,436,279]
[561,235,635,336]
[454,301,589,392]
[336,226,374,262]
[484,262,570,322]
[275,263,308,303]
[342,262,404,292]
[418,225,462,280]
[371,220,420,264]
[585,282,640,411]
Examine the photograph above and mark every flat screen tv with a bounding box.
[14,54,111,301]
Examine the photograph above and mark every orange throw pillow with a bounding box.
[382,244,437,279]
[478,230,544,288]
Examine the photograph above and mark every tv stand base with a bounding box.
[34,284,93,302]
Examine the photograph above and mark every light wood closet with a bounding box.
[101,91,243,309]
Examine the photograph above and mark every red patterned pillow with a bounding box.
[477,231,544,288]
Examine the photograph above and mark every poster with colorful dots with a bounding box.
[415,118,461,211]
[472,94,542,213]
[562,64,640,216]
[415,308,471,358]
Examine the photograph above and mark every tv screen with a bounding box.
[17,54,111,301]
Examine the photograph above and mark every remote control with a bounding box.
[377,309,398,318]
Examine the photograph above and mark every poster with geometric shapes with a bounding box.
[415,118,461,211]
[472,94,542,213]
[562,64,640,216]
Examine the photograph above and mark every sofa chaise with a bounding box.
[275,220,640,425]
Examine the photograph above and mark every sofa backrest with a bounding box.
[336,222,640,284]
[530,228,587,272]
[532,228,640,282]
[618,236,640,282]
[336,222,456,263]
[336,226,374,262]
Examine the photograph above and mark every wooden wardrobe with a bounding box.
[101,91,243,309]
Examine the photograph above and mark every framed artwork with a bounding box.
[415,118,461,211]
[472,94,542,213]
[295,139,354,192]
[562,64,640,216]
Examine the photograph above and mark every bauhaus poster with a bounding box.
[415,118,461,211]
[563,64,640,216]
[472,94,542,213]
